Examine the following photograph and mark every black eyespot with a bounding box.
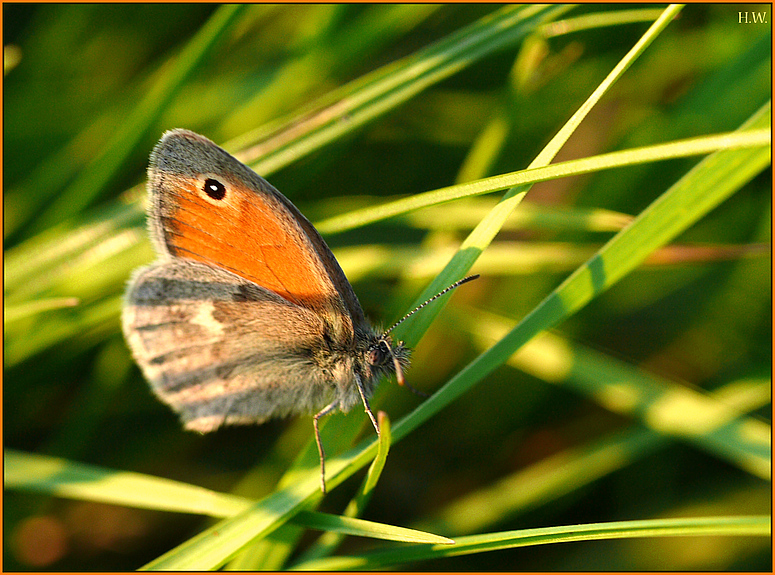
[203,178,226,200]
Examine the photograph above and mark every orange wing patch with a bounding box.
[162,176,337,311]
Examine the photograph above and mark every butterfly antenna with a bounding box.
[382,274,480,336]
[381,274,479,398]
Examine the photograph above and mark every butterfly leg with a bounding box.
[313,399,340,494]
[219,396,237,428]
[354,372,380,437]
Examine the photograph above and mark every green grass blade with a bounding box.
[413,365,771,536]
[533,4,684,167]
[293,412,394,565]
[392,4,685,348]
[4,297,80,324]
[219,5,442,140]
[31,5,248,234]
[4,449,252,517]
[292,510,452,545]
[467,312,771,480]
[138,478,323,570]
[541,8,669,36]
[5,200,145,300]
[137,417,396,570]
[238,5,570,176]
[385,101,770,450]
[293,516,771,570]
[357,410,392,502]
[419,427,664,536]
[5,445,447,552]
[5,296,125,367]
[317,128,769,234]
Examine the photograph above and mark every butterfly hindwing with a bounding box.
[123,259,348,432]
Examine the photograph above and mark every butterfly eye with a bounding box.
[368,340,390,366]
[367,347,382,366]
[203,178,227,201]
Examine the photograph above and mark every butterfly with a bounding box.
[122,129,475,492]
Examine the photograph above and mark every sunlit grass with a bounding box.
[4,3,770,571]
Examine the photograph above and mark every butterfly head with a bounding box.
[359,274,480,394]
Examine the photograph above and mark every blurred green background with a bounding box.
[3,4,771,571]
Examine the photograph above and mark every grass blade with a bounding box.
[293,516,771,570]
[387,102,770,449]
[392,4,685,347]
[31,5,248,234]
[292,510,453,545]
[4,450,252,517]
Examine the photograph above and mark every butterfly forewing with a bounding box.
[148,130,361,323]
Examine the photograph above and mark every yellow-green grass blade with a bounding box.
[316,129,770,235]
[6,445,448,547]
[236,5,570,176]
[293,516,771,570]
[4,449,252,518]
[291,411,394,566]
[391,4,685,348]
[292,510,452,545]
[463,310,771,480]
[412,362,770,536]
[30,5,249,234]
[385,102,771,453]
